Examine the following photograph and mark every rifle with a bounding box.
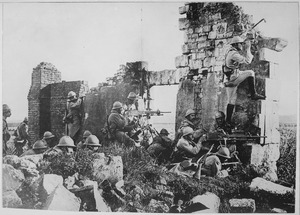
[179,144,213,171]
[240,18,266,41]
[222,162,241,166]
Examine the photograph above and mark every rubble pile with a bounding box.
[2,144,295,213]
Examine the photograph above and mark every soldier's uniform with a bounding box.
[2,118,10,156]
[201,147,231,178]
[2,104,11,156]
[64,91,83,144]
[177,109,206,143]
[147,129,173,163]
[108,102,136,147]
[20,149,37,157]
[176,136,202,159]
[14,118,29,156]
[224,36,265,125]
[43,145,63,160]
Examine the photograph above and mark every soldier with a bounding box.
[42,131,56,148]
[43,136,76,160]
[214,111,232,135]
[14,117,30,156]
[83,135,101,152]
[20,140,48,157]
[77,130,92,150]
[175,127,207,162]
[177,109,206,142]
[147,128,173,164]
[123,92,140,137]
[2,104,12,156]
[108,101,138,147]
[223,36,265,126]
[208,111,238,160]
[63,91,85,145]
[201,146,231,177]
[124,92,138,114]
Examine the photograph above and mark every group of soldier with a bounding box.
[2,35,265,179]
[2,92,102,159]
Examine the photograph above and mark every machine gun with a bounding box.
[207,135,267,143]
[128,109,171,117]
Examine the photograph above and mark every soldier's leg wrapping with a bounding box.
[226,86,237,125]
[14,140,25,156]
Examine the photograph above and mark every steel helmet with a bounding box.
[67,91,77,100]
[182,127,194,137]
[3,104,11,113]
[57,136,76,148]
[160,128,169,135]
[84,135,101,146]
[83,130,92,138]
[23,117,28,123]
[112,101,123,110]
[216,147,231,159]
[127,92,137,100]
[33,140,48,150]
[230,36,245,45]
[215,111,225,119]
[185,109,196,118]
[43,131,55,139]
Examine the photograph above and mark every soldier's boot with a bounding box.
[248,77,266,100]
[226,104,235,128]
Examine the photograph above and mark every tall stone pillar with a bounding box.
[27,62,61,143]
[250,50,281,181]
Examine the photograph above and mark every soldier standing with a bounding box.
[14,117,30,156]
[63,91,85,145]
[223,36,265,127]
[2,104,11,156]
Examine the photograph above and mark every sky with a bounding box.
[1,1,299,121]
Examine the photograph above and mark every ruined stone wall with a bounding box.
[175,2,257,132]
[28,62,89,142]
[175,2,287,181]
[27,62,61,142]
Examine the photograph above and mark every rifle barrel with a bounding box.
[222,162,241,166]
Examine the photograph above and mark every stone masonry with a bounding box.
[27,62,88,143]
[28,62,61,143]
[174,2,287,181]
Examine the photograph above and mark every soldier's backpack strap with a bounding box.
[222,48,235,80]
